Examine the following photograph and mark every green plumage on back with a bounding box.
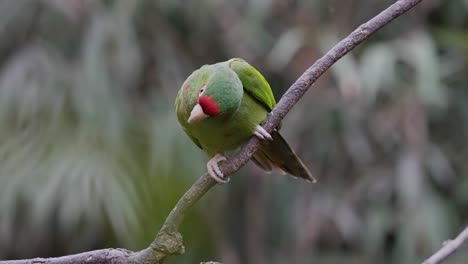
[175,58,315,183]
[229,58,276,111]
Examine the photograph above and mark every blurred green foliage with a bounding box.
[0,0,467,263]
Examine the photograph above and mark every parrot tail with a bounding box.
[252,130,316,182]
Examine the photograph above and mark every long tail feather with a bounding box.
[252,130,316,182]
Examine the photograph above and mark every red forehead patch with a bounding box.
[198,96,221,116]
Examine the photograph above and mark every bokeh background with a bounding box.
[0,0,467,263]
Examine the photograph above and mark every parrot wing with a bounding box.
[228,58,276,112]
[229,58,315,182]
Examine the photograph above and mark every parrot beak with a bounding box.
[188,104,209,124]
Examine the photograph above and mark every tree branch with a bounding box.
[422,225,468,264]
[0,0,422,263]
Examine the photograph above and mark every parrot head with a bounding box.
[188,65,243,124]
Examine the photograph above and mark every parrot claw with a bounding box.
[207,154,229,184]
[254,125,273,141]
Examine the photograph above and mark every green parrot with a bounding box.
[174,58,315,184]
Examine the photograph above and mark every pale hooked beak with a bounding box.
[188,104,209,124]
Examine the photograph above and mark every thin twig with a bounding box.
[422,225,468,264]
[0,0,422,263]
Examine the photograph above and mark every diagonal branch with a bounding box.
[422,225,468,264]
[219,0,422,176]
[0,0,422,263]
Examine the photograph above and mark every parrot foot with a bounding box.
[254,125,273,141]
[207,154,229,184]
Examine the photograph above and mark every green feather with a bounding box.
[175,59,315,182]
[228,58,276,111]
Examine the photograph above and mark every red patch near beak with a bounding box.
[198,96,221,116]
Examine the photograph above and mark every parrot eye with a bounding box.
[199,84,207,96]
